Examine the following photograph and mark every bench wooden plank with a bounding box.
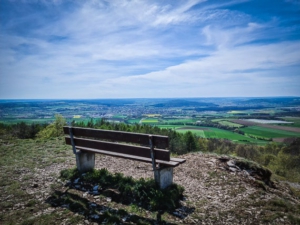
[64,126,186,171]
[170,157,186,164]
[65,137,170,161]
[76,146,181,167]
[63,126,169,149]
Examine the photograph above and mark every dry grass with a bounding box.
[0,138,299,224]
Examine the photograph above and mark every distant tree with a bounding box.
[17,122,29,139]
[54,114,66,136]
[235,145,260,161]
[260,154,277,167]
[282,138,300,156]
[235,145,246,157]
[71,120,76,126]
[198,138,208,152]
[87,118,94,128]
[36,114,66,139]
[183,131,198,152]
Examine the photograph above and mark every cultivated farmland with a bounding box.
[240,126,300,139]
[279,117,300,128]
[141,119,159,124]
[158,125,267,144]
[233,119,300,133]
[162,118,198,124]
[214,120,243,128]
[126,119,141,124]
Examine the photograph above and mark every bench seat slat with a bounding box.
[170,157,186,164]
[76,146,181,167]
[63,126,169,149]
[65,137,170,161]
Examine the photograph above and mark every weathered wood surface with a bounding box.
[74,146,181,167]
[65,137,170,161]
[63,126,169,149]
[64,126,186,167]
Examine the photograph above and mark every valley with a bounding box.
[1,97,299,145]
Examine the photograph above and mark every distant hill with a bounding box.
[236,97,300,106]
[151,99,217,107]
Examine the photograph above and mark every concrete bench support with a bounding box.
[154,167,173,189]
[76,150,95,173]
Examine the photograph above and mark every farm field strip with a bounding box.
[240,126,300,138]
[158,125,267,144]
[211,119,224,122]
[233,119,300,133]
[245,119,293,124]
[141,118,159,123]
[126,119,141,124]
[205,130,218,138]
[203,127,260,142]
[232,119,258,126]
[176,129,206,138]
[162,118,198,123]
[218,120,243,128]
[212,119,244,127]
[156,125,193,130]
[0,118,55,124]
[113,114,127,119]
[259,124,300,133]
[176,126,209,130]
[278,117,300,128]
[227,110,252,115]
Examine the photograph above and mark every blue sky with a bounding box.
[0,0,300,99]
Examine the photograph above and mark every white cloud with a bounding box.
[0,0,299,98]
[91,40,300,97]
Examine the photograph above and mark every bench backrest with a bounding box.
[63,126,170,161]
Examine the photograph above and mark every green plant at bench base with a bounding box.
[60,168,184,211]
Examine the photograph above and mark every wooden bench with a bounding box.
[63,126,186,189]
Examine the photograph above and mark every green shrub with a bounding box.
[36,114,66,139]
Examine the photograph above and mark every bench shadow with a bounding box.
[46,168,195,224]
[46,189,169,224]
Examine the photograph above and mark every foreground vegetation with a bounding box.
[0,137,299,224]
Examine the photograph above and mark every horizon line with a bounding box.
[0,96,300,101]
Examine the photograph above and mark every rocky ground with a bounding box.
[0,138,300,224]
[91,153,300,224]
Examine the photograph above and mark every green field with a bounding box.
[279,117,300,128]
[211,119,243,128]
[156,125,186,130]
[0,118,55,124]
[126,119,141,124]
[176,128,206,137]
[162,118,197,123]
[218,120,243,128]
[227,110,251,115]
[211,119,225,122]
[241,126,300,139]
[113,114,127,119]
[227,109,284,116]
[0,117,103,125]
[158,125,267,144]
[141,119,159,124]
[205,127,266,144]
